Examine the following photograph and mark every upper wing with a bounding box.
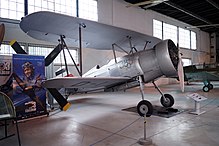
[41,76,130,89]
[20,11,161,52]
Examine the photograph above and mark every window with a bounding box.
[54,49,78,65]
[191,31,196,50]
[153,19,197,49]
[0,0,24,20]
[28,0,98,21]
[0,0,98,21]
[182,58,191,66]
[28,45,53,57]
[0,43,78,66]
[153,19,162,39]
[79,0,98,21]
[163,23,177,45]
[0,44,17,55]
[179,28,190,49]
[28,0,77,16]
[28,45,78,65]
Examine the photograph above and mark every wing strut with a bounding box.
[143,41,151,50]
[79,23,86,77]
[60,36,69,76]
[59,35,82,76]
[59,23,85,77]
[112,44,118,63]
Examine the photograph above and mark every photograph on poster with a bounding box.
[12,54,47,119]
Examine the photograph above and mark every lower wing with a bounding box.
[42,77,130,90]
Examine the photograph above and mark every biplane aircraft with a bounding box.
[14,11,184,117]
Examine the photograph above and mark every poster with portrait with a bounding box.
[12,54,47,120]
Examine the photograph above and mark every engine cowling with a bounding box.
[155,39,179,77]
[138,39,179,83]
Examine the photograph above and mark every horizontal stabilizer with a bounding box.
[47,88,71,111]
[10,40,27,54]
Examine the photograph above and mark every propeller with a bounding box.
[177,47,184,92]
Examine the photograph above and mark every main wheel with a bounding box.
[207,84,213,90]
[203,85,209,92]
[160,94,174,108]
[137,100,153,117]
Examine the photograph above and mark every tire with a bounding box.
[203,85,209,92]
[160,94,174,108]
[137,100,153,117]
[207,84,213,90]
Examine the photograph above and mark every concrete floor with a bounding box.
[1,82,219,146]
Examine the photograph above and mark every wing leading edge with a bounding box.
[20,11,161,52]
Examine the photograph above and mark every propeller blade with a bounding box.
[47,88,71,111]
[45,44,63,66]
[178,52,184,92]
[10,40,27,54]
[12,73,26,89]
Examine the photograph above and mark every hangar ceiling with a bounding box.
[124,0,219,33]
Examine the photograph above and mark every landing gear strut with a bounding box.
[152,81,174,108]
[137,76,153,117]
[160,94,174,107]
[136,77,175,117]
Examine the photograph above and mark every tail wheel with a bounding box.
[160,94,174,108]
[137,100,153,117]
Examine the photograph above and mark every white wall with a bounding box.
[98,0,210,65]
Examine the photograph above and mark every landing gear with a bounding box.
[137,100,153,117]
[137,76,153,117]
[203,85,209,92]
[160,94,174,107]
[202,82,213,92]
[208,84,213,90]
[152,81,175,108]
[136,76,175,117]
